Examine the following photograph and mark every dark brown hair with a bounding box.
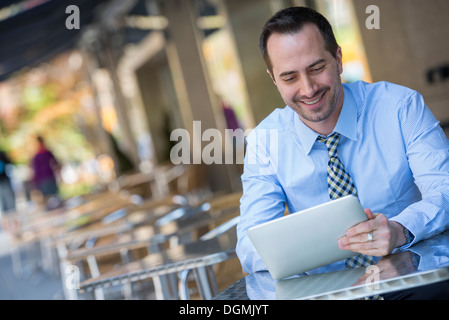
[259,7,339,73]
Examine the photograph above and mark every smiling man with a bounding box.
[236,7,449,279]
[266,23,344,135]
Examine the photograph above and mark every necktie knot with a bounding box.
[317,132,340,159]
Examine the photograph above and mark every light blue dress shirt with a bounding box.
[237,81,449,275]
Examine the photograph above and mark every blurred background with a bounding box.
[0,0,448,300]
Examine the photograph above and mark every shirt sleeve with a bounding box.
[236,130,287,274]
[390,91,449,248]
[405,230,449,271]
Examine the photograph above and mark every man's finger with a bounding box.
[364,208,375,220]
[346,219,376,237]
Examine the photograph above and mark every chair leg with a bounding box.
[178,269,192,300]
[86,255,105,300]
[193,266,218,300]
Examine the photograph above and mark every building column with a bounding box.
[163,0,241,193]
[219,0,285,125]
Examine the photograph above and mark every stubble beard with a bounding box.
[291,75,343,124]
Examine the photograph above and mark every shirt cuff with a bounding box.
[395,226,415,252]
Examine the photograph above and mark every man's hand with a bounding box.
[338,209,407,256]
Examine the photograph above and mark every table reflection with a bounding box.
[215,230,449,300]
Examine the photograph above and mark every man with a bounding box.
[236,6,449,276]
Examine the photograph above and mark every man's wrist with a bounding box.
[402,227,414,246]
[391,221,407,248]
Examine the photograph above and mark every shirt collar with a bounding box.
[293,84,358,155]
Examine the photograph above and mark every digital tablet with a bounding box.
[247,195,368,280]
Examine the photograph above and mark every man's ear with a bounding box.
[336,47,343,75]
[267,69,277,85]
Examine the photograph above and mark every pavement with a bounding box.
[0,228,64,300]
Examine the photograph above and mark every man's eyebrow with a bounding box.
[279,70,298,78]
[278,59,327,78]
[307,59,326,69]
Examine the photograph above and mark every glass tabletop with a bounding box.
[214,230,449,300]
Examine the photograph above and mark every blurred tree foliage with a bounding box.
[0,51,99,198]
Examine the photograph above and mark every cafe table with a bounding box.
[213,230,449,300]
[77,222,239,300]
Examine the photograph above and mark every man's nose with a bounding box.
[300,76,318,98]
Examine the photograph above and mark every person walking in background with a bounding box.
[31,136,61,209]
[0,149,16,216]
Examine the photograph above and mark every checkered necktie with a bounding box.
[316,133,357,200]
[317,133,381,299]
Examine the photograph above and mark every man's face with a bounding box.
[266,24,344,134]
